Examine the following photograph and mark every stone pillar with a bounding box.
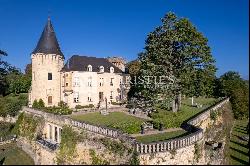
[52,125,55,142]
[57,127,60,143]
[47,124,50,139]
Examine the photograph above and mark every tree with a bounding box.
[216,71,249,119]
[133,12,216,112]
[126,60,141,77]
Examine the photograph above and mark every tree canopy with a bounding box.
[131,12,216,111]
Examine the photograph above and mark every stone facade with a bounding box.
[29,18,129,108]
[30,53,64,107]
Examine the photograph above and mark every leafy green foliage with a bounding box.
[44,106,72,115]
[129,151,140,165]
[32,98,45,109]
[215,71,249,119]
[0,93,28,117]
[57,125,78,164]
[89,149,109,165]
[99,138,126,156]
[131,12,216,111]
[75,104,94,109]
[12,112,42,140]
[32,99,72,115]
[0,122,15,140]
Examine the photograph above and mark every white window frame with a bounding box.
[87,65,92,72]
[87,77,92,87]
[73,77,80,87]
[110,67,114,73]
[73,92,79,103]
[100,66,104,72]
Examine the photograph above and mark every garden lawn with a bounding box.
[151,97,219,129]
[228,119,249,165]
[0,143,34,165]
[70,112,147,134]
[135,130,188,143]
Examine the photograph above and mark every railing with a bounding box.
[135,97,229,154]
[22,97,229,154]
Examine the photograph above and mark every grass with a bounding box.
[151,97,219,129]
[70,112,147,134]
[135,130,188,143]
[228,119,249,165]
[0,143,34,165]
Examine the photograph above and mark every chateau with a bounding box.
[28,18,129,108]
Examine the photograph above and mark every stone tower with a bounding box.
[29,17,64,107]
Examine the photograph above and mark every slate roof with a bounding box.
[32,17,64,58]
[62,55,123,73]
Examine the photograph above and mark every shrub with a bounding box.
[38,99,45,108]
[58,101,68,108]
[75,104,95,109]
[44,106,72,115]
[57,125,78,164]
[32,99,39,108]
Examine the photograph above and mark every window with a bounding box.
[48,73,52,80]
[110,67,114,73]
[99,78,104,86]
[74,92,79,103]
[48,96,52,105]
[110,78,114,86]
[99,66,104,72]
[88,77,92,87]
[65,82,68,87]
[88,93,92,102]
[73,77,80,87]
[87,65,92,72]
[110,91,113,99]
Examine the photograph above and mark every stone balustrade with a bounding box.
[135,97,229,154]
[21,97,229,154]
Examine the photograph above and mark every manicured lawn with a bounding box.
[229,119,249,165]
[0,143,34,165]
[151,97,219,129]
[70,112,147,134]
[135,130,188,143]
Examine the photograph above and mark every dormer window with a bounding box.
[87,65,92,72]
[110,67,114,73]
[100,66,104,72]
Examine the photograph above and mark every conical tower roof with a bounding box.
[32,17,64,58]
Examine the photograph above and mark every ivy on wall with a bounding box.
[56,125,78,164]
[12,112,43,140]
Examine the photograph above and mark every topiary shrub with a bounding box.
[38,99,45,108]
[32,99,39,108]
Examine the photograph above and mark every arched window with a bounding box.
[87,65,92,72]
[99,66,104,72]
[110,67,114,73]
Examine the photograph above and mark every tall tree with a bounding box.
[133,12,216,112]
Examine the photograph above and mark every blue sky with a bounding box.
[0,0,249,79]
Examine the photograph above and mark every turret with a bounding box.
[29,17,64,107]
